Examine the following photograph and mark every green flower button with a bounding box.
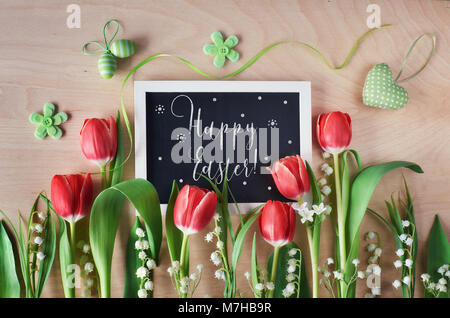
[29,103,68,139]
[203,31,239,68]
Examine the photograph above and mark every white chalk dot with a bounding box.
[288,140,292,144]
[158,156,162,161]
[258,96,262,100]
[212,98,217,102]
[267,186,272,190]
[241,113,245,118]
[179,179,183,183]
[283,100,288,104]
[243,181,247,186]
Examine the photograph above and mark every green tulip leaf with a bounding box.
[341,150,361,225]
[344,161,423,296]
[108,111,124,187]
[165,181,182,263]
[0,222,20,298]
[251,233,263,298]
[426,215,450,298]
[39,194,74,298]
[305,161,321,205]
[221,167,235,245]
[347,161,422,247]
[89,178,162,298]
[231,210,261,273]
[56,214,74,298]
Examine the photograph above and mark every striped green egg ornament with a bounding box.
[97,53,117,79]
[82,19,137,79]
[110,39,137,58]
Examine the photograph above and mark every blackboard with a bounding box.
[135,81,311,207]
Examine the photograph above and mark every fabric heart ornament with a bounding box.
[362,63,409,109]
[362,33,436,110]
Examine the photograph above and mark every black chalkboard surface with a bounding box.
[135,81,311,205]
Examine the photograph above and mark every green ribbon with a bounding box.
[116,25,392,169]
[82,19,120,55]
[394,33,436,84]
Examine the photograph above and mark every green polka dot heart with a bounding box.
[363,63,409,110]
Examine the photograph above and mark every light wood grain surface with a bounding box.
[0,0,449,298]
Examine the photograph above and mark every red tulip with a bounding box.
[259,200,296,247]
[173,185,218,235]
[51,173,93,223]
[316,111,352,155]
[80,116,117,167]
[268,155,310,201]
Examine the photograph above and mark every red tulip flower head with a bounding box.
[80,116,117,167]
[316,111,352,155]
[259,200,296,247]
[51,173,93,223]
[268,155,310,201]
[173,185,218,235]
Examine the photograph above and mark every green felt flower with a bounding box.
[29,103,68,139]
[203,31,239,68]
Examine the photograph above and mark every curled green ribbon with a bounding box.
[117,25,393,170]
[394,33,436,84]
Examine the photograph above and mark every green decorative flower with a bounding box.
[29,103,68,139]
[203,31,239,68]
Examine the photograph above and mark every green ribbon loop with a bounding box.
[103,19,120,51]
[394,33,436,84]
[82,41,106,55]
[82,19,120,55]
[116,25,392,169]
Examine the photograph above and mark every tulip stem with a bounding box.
[101,165,107,190]
[69,221,76,298]
[333,153,346,296]
[268,246,280,298]
[306,225,318,298]
[179,233,189,298]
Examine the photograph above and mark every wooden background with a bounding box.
[0,0,449,298]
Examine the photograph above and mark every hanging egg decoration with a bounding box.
[110,39,137,58]
[97,53,118,79]
[82,19,137,79]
